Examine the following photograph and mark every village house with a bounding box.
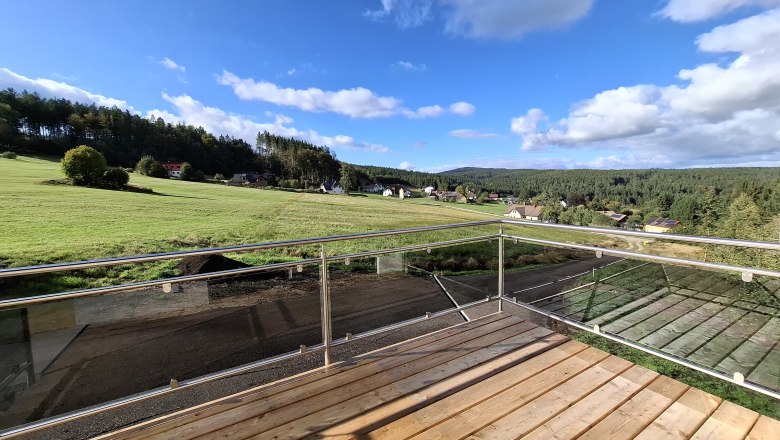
[163,162,182,178]
[505,204,544,221]
[320,180,345,195]
[382,188,394,197]
[601,211,628,224]
[360,183,384,193]
[488,193,499,201]
[232,172,262,183]
[643,217,681,233]
[424,186,435,195]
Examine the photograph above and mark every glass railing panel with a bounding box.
[519,255,779,393]
[0,256,322,431]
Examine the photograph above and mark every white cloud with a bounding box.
[696,8,780,53]
[660,0,780,22]
[365,0,434,29]
[0,67,136,112]
[448,129,498,138]
[218,70,470,120]
[449,101,475,116]
[405,105,444,119]
[392,60,427,72]
[440,0,594,39]
[148,93,390,153]
[286,68,297,76]
[399,161,415,170]
[217,70,401,118]
[365,0,593,39]
[160,57,186,72]
[509,7,780,167]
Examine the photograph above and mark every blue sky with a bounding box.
[2,0,779,170]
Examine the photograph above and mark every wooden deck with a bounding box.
[98,312,778,440]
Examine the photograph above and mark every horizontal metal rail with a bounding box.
[504,234,780,278]
[501,219,780,251]
[501,297,780,400]
[0,219,500,278]
[0,301,494,437]
[0,236,496,310]
[326,235,494,262]
[0,258,320,310]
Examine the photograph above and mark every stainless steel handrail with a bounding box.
[0,220,500,278]
[503,233,780,278]
[502,219,780,251]
[0,235,495,310]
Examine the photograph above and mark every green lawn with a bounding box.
[0,156,612,295]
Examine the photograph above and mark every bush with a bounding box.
[180,162,194,180]
[135,155,168,178]
[213,173,225,181]
[1,151,17,159]
[102,167,130,188]
[191,170,205,182]
[61,145,107,185]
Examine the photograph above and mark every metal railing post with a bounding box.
[320,245,332,366]
[498,226,504,312]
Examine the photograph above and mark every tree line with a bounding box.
[0,89,257,175]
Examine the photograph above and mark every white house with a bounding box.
[320,180,345,195]
[505,204,543,221]
[382,188,394,196]
[424,186,435,195]
[361,183,384,193]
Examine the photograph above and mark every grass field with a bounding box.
[1,156,612,295]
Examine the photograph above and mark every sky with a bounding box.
[1,0,779,171]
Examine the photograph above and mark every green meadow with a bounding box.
[1,156,608,296]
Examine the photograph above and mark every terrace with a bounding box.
[0,220,778,439]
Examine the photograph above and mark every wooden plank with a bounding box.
[364,345,608,440]
[746,415,780,440]
[519,365,660,439]
[640,302,725,349]
[578,375,689,440]
[602,294,687,334]
[688,312,770,368]
[690,400,760,439]
[313,339,587,439]
[458,355,633,440]
[662,307,747,358]
[164,320,543,439]
[619,297,705,342]
[634,388,722,440]
[99,312,515,440]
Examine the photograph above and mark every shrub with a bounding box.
[213,173,226,181]
[135,155,168,178]
[191,170,205,182]
[1,151,17,159]
[180,162,194,180]
[102,167,130,188]
[61,145,107,185]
